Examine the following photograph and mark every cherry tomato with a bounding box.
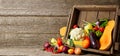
[93,26,99,31]
[73,25,78,29]
[99,27,104,32]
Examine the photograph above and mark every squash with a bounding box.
[73,40,82,47]
[99,20,115,50]
[60,26,67,37]
[73,36,90,48]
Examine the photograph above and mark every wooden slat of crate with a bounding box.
[78,11,87,27]
[111,7,119,54]
[74,5,117,11]
[98,11,110,19]
[65,8,80,39]
[109,11,116,20]
[86,11,98,23]
[114,16,120,51]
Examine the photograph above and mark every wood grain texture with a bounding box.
[0,16,68,47]
[0,17,68,33]
[0,33,60,47]
[98,11,110,19]
[110,11,116,19]
[78,11,87,27]
[0,0,118,16]
[118,9,120,16]
[86,11,97,23]
[0,0,68,16]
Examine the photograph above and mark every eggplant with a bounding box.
[89,30,100,49]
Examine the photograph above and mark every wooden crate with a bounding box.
[65,5,119,55]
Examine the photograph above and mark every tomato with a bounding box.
[93,26,99,31]
[74,48,81,55]
[99,27,104,32]
[68,48,74,54]
[57,37,63,47]
[73,25,78,29]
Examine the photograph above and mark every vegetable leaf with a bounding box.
[100,19,108,27]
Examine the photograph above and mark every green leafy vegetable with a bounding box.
[99,19,108,27]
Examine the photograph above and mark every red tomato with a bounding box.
[57,37,63,47]
[99,27,104,32]
[93,26,99,31]
[73,25,78,29]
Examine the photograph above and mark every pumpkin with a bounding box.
[99,20,115,50]
[60,26,67,37]
[73,40,82,47]
[73,36,90,48]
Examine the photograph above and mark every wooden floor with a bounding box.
[0,0,119,56]
[0,47,119,56]
[0,47,102,56]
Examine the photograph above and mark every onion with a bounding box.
[62,46,69,53]
[44,42,51,49]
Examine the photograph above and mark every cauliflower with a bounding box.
[70,28,85,41]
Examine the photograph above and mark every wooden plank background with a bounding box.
[0,0,119,47]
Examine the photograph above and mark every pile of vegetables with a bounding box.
[43,37,82,55]
[43,18,115,55]
[69,18,115,50]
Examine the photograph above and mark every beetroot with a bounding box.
[62,46,69,53]
[44,42,51,49]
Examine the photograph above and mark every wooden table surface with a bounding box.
[0,47,119,56]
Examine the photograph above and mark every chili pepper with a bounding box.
[57,37,63,47]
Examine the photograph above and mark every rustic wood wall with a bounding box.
[0,0,119,47]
